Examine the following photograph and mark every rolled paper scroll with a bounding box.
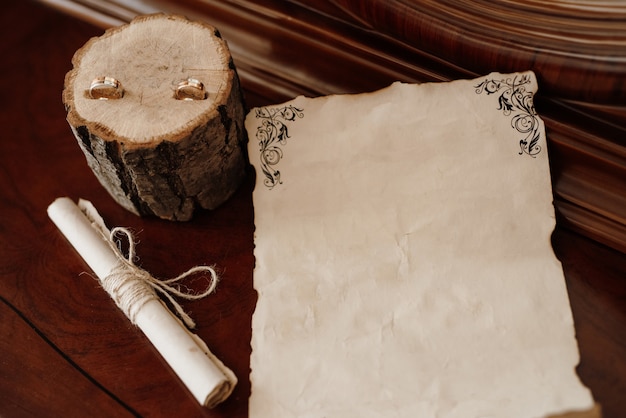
[47,197,236,408]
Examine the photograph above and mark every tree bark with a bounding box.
[63,13,247,221]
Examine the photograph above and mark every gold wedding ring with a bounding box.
[175,78,207,100]
[88,76,124,100]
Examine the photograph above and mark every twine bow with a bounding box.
[101,226,219,329]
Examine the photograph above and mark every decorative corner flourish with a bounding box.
[475,74,542,157]
[254,105,304,188]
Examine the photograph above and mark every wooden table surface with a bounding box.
[1,1,625,417]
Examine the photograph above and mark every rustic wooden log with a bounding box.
[63,13,247,221]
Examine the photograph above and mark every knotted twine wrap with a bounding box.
[72,195,220,329]
[103,226,218,329]
[47,197,237,407]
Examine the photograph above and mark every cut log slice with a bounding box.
[63,13,247,221]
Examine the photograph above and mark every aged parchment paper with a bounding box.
[246,72,594,418]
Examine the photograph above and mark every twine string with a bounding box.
[101,226,219,329]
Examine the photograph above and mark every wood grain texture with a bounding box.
[0,2,253,416]
[1,0,625,417]
[39,0,626,254]
[553,229,626,418]
[0,300,139,418]
[333,0,626,102]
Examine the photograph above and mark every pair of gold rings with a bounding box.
[88,77,207,101]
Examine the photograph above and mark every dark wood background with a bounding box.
[1,0,624,417]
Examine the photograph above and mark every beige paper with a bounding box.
[246,72,594,417]
[47,197,236,407]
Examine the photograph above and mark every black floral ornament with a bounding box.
[255,105,304,188]
[475,74,542,157]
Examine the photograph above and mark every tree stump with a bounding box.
[63,14,247,221]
